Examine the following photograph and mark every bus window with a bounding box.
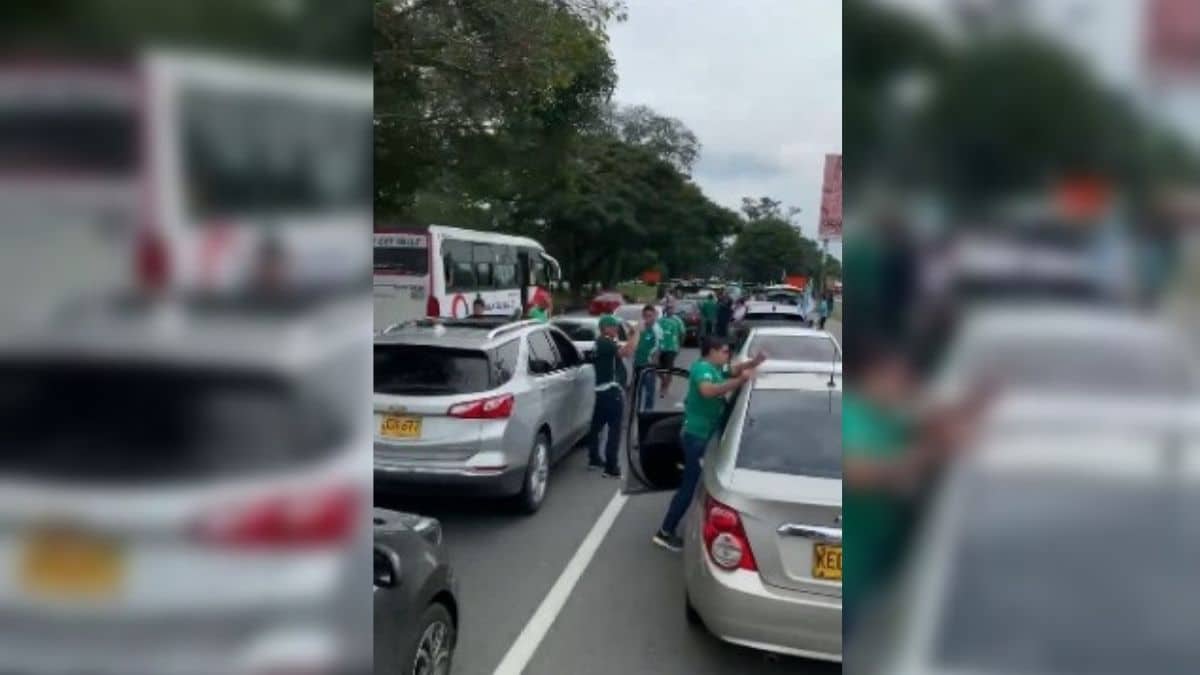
[443,239,475,291]
[374,247,428,276]
[179,85,371,222]
[472,243,495,288]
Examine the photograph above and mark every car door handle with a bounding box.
[777,524,842,543]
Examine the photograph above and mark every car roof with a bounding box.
[0,295,369,374]
[746,325,829,338]
[551,316,599,326]
[375,318,552,350]
[752,369,841,392]
[960,305,1175,344]
[744,301,804,314]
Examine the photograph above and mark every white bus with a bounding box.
[0,52,371,331]
[374,225,561,330]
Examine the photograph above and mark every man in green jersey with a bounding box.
[632,304,664,411]
[699,293,718,339]
[586,315,639,476]
[656,307,686,397]
[653,336,765,551]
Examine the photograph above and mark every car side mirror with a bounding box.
[529,359,552,375]
[374,548,400,588]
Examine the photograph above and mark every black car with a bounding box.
[374,509,459,675]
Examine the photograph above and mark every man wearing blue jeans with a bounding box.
[653,337,765,551]
[587,315,639,477]
[632,304,663,411]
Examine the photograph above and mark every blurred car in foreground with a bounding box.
[589,291,625,316]
[374,508,458,675]
[626,364,843,662]
[736,326,841,372]
[373,318,595,513]
[856,420,1200,675]
[0,297,372,674]
[931,305,1199,403]
[732,301,811,349]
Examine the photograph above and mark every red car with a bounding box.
[589,291,625,316]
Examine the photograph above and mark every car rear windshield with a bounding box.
[736,389,841,478]
[748,335,838,362]
[0,360,339,483]
[374,246,429,276]
[744,313,806,322]
[375,344,492,395]
[935,475,1200,675]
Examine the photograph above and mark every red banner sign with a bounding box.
[818,153,842,240]
[1145,0,1200,77]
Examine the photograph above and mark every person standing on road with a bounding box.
[715,292,733,337]
[528,295,550,323]
[653,337,765,551]
[633,304,664,411]
[587,315,639,477]
[657,307,685,397]
[471,296,487,319]
[817,291,833,330]
[699,293,717,339]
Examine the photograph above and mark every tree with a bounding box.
[728,218,810,284]
[602,104,701,175]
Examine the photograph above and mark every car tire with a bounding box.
[515,432,551,514]
[404,602,456,675]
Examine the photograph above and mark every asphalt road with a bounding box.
[376,330,841,675]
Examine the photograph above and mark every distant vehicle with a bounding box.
[613,303,648,325]
[931,305,1199,403]
[374,225,562,331]
[589,291,625,316]
[736,325,840,371]
[672,299,703,346]
[374,509,459,675]
[374,318,594,513]
[757,285,806,305]
[0,53,372,332]
[626,364,842,662]
[551,316,630,388]
[732,301,810,349]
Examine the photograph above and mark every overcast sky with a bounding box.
[607,1,842,253]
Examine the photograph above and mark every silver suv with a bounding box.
[374,319,596,513]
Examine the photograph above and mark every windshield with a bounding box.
[553,322,598,342]
[748,334,838,362]
[0,361,340,483]
[374,246,428,276]
[0,79,139,175]
[935,474,1200,674]
[374,344,491,395]
[736,389,841,478]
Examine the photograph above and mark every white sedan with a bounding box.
[736,325,841,372]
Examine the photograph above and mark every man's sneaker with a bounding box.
[652,530,684,552]
[601,470,621,479]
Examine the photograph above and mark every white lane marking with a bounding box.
[492,489,629,675]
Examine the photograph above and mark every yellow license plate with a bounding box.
[813,543,842,581]
[21,528,124,598]
[380,414,422,439]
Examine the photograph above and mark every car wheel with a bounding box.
[407,603,456,675]
[515,432,551,514]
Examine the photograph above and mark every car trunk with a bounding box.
[373,344,496,460]
[729,470,842,598]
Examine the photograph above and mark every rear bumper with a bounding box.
[374,457,527,497]
[684,536,841,662]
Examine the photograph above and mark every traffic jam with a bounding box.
[373,227,843,674]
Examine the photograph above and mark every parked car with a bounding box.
[551,316,630,389]
[626,363,842,661]
[374,318,595,513]
[672,299,703,346]
[735,325,841,371]
[589,291,625,316]
[732,301,810,349]
[613,303,648,325]
[374,508,458,675]
[0,296,372,674]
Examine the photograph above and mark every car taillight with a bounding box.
[426,295,440,317]
[194,485,360,549]
[702,495,757,571]
[447,393,514,419]
[135,228,169,291]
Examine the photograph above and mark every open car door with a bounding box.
[623,365,690,495]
